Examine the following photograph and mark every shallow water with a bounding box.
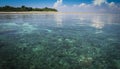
[0,13,120,69]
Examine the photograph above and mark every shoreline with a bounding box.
[0,11,118,15]
[0,11,60,14]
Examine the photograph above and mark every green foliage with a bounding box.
[0,5,58,12]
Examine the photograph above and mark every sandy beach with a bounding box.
[0,11,61,14]
[0,11,113,15]
[0,11,84,14]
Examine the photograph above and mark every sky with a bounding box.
[0,0,120,13]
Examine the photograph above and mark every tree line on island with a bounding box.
[0,5,58,12]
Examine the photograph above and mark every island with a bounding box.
[0,5,58,12]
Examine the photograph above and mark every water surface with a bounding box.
[0,13,120,69]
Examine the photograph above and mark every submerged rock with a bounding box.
[32,46,44,52]
[20,23,37,34]
[65,39,75,43]
[58,38,62,42]
[44,29,52,33]
[78,55,93,67]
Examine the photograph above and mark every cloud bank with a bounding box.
[53,0,120,13]
[53,0,63,8]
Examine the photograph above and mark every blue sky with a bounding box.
[0,0,119,7]
[0,0,55,7]
[0,0,120,13]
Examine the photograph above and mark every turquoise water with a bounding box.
[0,13,120,69]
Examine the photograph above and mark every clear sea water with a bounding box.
[0,13,120,69]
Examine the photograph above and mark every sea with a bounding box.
[0,13,120,69]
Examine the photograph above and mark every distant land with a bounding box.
[0,5,58,12]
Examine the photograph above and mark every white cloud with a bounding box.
[53,0,63,8]
[79,3,86,7]
[93,0,107,6]
[93,0,117,8]
[73,3,93,8]
[53,0,120,13]
[78,3,91,7]
[108,2,117,8]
